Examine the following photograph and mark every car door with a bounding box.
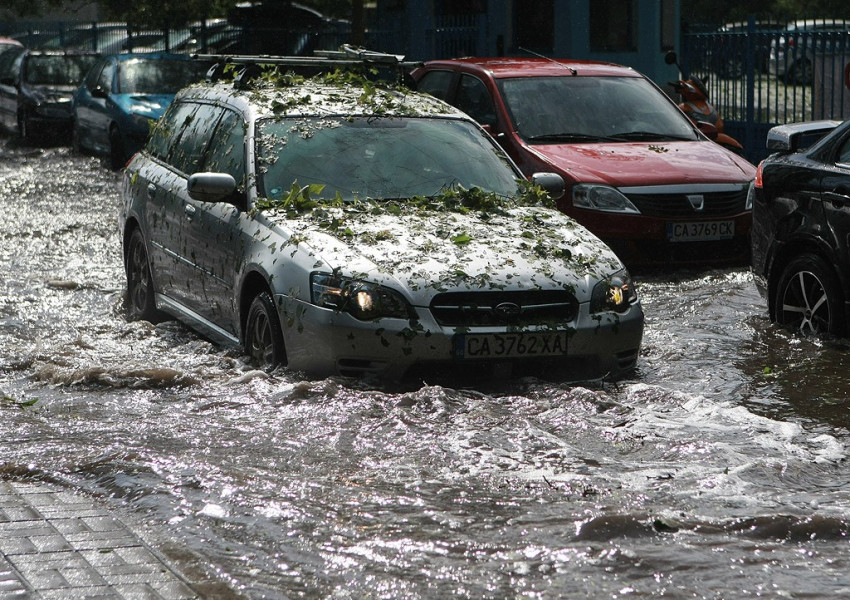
[821,134,850,263]
[0,49,24,132]
[154,101,250,327]
[139,100,203,307]
[74,56,113,153]
[179,107,250,331]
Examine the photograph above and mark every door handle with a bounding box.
[146,183,156,199]
[184,204,197,219]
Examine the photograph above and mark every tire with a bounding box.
[773,253,845,336]
[108,126,126,170]
[17,111,31,143]
[125,228,162,322]
[245,291,286,372]
[785,59,812,86]
[71,119,83,154]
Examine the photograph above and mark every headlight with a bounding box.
[310,272,412,320]
[590,270,638,314]
[745,180,755,211]
[573,184,640,213]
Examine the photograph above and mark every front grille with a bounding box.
[429,290,578,327]
[625,187,748,218]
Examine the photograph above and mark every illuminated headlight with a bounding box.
[310,272,412,320]
[573,184,640,213]
[590,270,638,314]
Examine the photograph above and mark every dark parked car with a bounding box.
[119,53,644,383]
[750,119,849,335]
[0,49,99,141]
[72,53,211,169]
[412,58,757,267]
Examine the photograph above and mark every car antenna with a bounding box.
[518,47,577,75]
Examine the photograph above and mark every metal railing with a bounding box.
[682,19,850,163]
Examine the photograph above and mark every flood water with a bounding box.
[3,142,850,599]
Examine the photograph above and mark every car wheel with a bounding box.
[245,291,286,372]
[125,228,162,322]
[71,119,83,154]
[785,59,812,86]
[17,111,31,142]
[108,126,126,170]
[773,254,845,336]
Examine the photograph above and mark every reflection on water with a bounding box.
[2,144,850,598]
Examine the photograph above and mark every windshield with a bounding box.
[117,58,210,94]
[25,54,97,86]
[498,75,699,143]
[256,116,521,201]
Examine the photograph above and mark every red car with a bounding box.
[412,57,757,267]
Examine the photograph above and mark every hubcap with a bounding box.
[781,270,829,334]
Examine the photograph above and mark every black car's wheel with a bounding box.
[774,254,845,336]
[71,119,83,154]
[245,291,286,372]
[17,111,31,142]
[785,59,812,86]
[108,126,126,170]
[125,228,161,322]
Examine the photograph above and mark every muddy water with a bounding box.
[3,142,850,598]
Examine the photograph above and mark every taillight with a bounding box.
[754,161,764,189]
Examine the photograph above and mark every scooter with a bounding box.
[664,52,744,155]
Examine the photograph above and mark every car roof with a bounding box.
[785,19,849,30]
[107,52,196,61]
[177,76,468,121]
[421,56,641,78]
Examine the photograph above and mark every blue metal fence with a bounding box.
[682,18,850,164]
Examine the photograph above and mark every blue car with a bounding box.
[72,53,210,169]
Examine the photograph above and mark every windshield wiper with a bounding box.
[527,132,621,143]
[609,131,694,142]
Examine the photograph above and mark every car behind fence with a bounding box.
[3,16,848,165]
[683,18,850,163]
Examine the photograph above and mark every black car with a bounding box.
[0,49,99,141]
[750,119,850,335]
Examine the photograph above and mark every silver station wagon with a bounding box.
[119,51,644,383]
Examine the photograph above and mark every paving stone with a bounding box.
[0,481,205,598]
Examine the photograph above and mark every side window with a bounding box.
[147,101,197,161]
[83,58,105,90]
[167,103,223,175]
[456,74,496,127]
[95,61,112,93]
[839,137,850,165]
[416,70,454,101]
[202,110,246,190]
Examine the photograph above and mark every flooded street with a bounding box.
[3,141,850,599]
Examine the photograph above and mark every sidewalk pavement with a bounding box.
[0,479,205,599]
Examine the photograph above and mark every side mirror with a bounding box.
[531,172,565,201]
[696,121,719,140]
[187,172,237,203]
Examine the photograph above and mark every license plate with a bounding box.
[453,332,568,359]
[667,220,735,242]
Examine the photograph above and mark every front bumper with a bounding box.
[278,295,644,383]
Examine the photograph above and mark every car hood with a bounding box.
[113,93,174,119]
[266,202,626,304]
[526,140,755,186]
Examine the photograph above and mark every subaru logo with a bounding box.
[493,302,521,321]
[687,194,705,211]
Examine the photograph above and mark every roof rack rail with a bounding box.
[193,44,421,71]
[194,45,422,88]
